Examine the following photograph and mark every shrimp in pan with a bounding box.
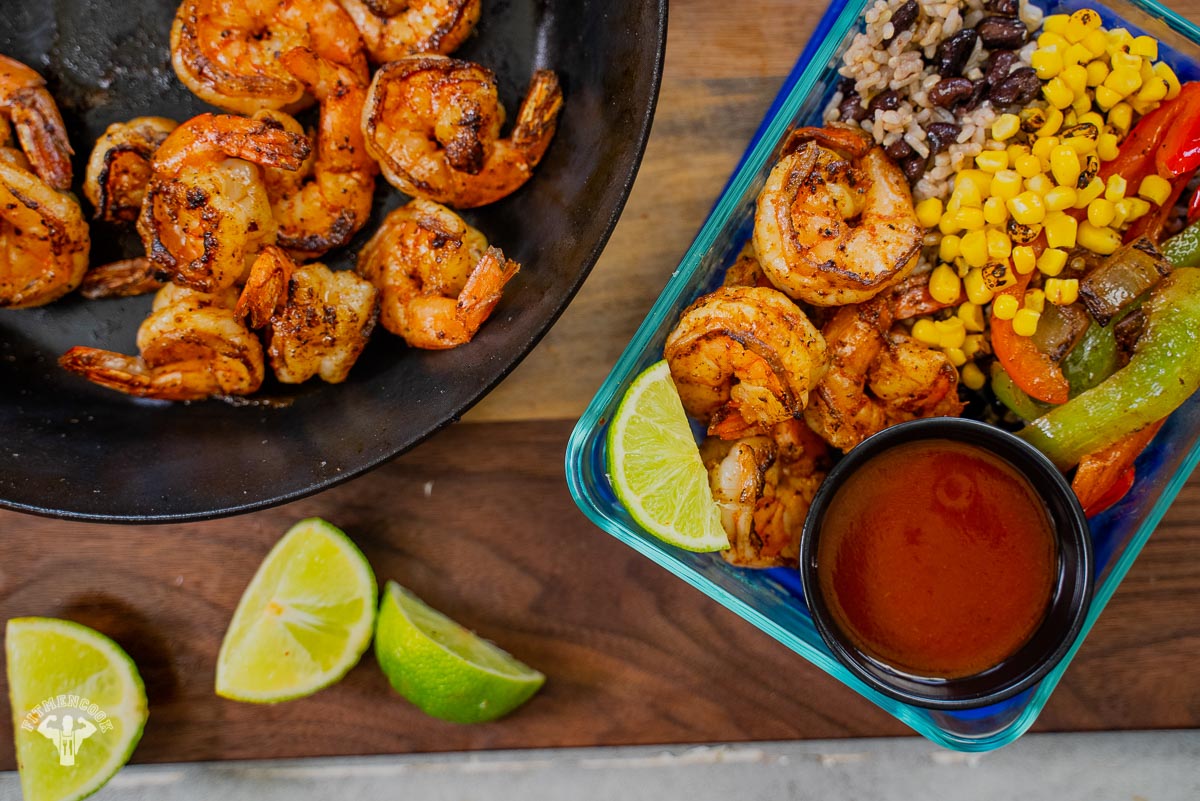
[84,117,179,224]
[170,0,369,115]
[356,199,519,349]
[0,55,73,191]
[754,125,923,307]
[362,55,563,208]
[339,0,481,64]
[254,47,378,261]
[235,246,379,384]
[59,284,265,401]
[664,285,828,440]
[138,113,310,292]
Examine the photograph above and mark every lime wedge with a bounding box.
[374,581,544,723]
[215,518,377,703]
[6,617,147,801]
[606,359,728,551]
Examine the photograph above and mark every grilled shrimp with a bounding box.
[339,0,480,63]
[362,55,563,208]
[170,0,369,115]
[79,258,165,299]
[59,284,264,400]
[0,156,89,308]
[804,299,963,451]
[664,286,828,441]
[138,113,310,292]
[84,117,178,224]
[0,55,73,190]
[701,419,829,569]
[254,48,377,261]
[754,126,922,307]
[356,199,518,349]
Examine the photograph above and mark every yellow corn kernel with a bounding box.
[1045,277,1080,306]
[1015,153,1043,179]
[958,303,985,333]
[1095,84,1123,111]
[1012,308,1042,337]
[1140,56,1156,84]
[1063,134,1097,155]
[1087,197,1116,227]
[1036,108,1065,139]
[1031,135,1059,162]
[1097,132,1120,161]
[1085,59,1110,88]
[1044,185,1078,212]
[1006,142,1032,160]
[1107,26,1134,49]
[991,169,1024,200]
[1110,49,1140,70]
[1037,247,1069,277]
[911,318,941,346]
[938,213,961,235]
[1110,199,1130,229]
[944,347,968,367]
[986,228,1012,260]
[975,150,1009,173]
[1154,61,1182,99]
[1061,63,1089,95]
[936,318,967,350]
[1024,289,1046,313]
[961,361,986,390]
[1008,192,1046,225]
[1078,220,1122,254]
[1063,108,1079,128]
[953,181,984,209]
[939,233,961,263]
[1025,173,1055,196]
[915,197,943,228]
[1039,32,1069,52]
[991,113,1022,142]
[1043,14,1069,34]
[1120,197,1151,221]
[955,207,986,230]
[1071,8,1103,29]
[963,332,985,358]
[983,196,1009,226]
[1139,174,1173,206]
[1082,28,1109,57]
[1071,93,1093,118]
[960,229,989,268]
[1106,174,1127,201]
[1044,76,1075,109]
[1078,111,1105,130]
[1064,17,1089,44]
[1075,176,1105,208]
[964,268,994,305]
[1049,146,1081,187]
[1104,67,1144,97]
[928,264,962,305]
[1129,35,1158,60]
[992,293,1019,320]
[956,170,992,199]
[982,261,1016,291]
[1032,48,1064,79]
[1107,101,1134,132]
[1044,211,1078,249]
[1012,245,1037,275]
[1137,77,1170,104]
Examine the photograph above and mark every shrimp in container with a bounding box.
[339,0,480,63]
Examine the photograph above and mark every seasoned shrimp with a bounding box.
[356,199,519,348]
[254,47,377,261]
[237,246,378,383]
[0,157,89,308]
[138,113,310,292]
[804,299,963,451]
[754,126,922,307]
[59,284,264,400]
[79,258,165,300]
[170,0,368,114]
[664,285,828,441]
[339,0,480,63]
[0,55,73,190]
[701,420,828,569]
[362,56,563,208]
[84,117,178,224]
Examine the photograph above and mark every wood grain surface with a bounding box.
[3,0,1200,770]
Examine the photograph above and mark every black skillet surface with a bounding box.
[0,0,667,522]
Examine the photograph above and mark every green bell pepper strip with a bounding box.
[1060,318,1119,396]
[1162,218,1200,268]
[1020,267,1200,470]
[990,363,1051,421]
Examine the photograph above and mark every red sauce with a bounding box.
[816,440,1057,679]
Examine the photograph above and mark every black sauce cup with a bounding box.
[800,417,1094,710]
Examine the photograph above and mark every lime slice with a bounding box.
[6,617,148,801]
[374,581,544,723]
[606,359,728,551]
[215,518,377,703]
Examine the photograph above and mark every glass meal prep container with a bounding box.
[566,0,1200,751]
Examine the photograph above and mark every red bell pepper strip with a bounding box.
[1188,184,1200,226]
[1071,418,1165,513]
[1099,94,1176,187]
[1082,466,1136,517]
[1155,83,1200,178]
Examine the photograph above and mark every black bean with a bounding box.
[928,77,974,108]
[901,154,927,183]
[934,28,978,77]
[985,0,1019,15]
[885,139,914,160]
[989,67,1040,106]
[837,77,856,95]
[867,89,901,116]
[963,78,989,111]
[887,0,920,40]
[838,92,868,122]
[925,122,961,153]
[984,50,1018,87]
[977,16,1029,49]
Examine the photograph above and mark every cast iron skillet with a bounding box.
[0,0,667,522]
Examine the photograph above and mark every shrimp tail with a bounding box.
[511,70,563,157]
[9,89,74,191]
[79,258,166,299]
[236,245,295,329]
[152,113,312,176]
[782,125,872,159]
[456,246,519,333]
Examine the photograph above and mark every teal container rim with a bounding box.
[566,0,1200,751]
